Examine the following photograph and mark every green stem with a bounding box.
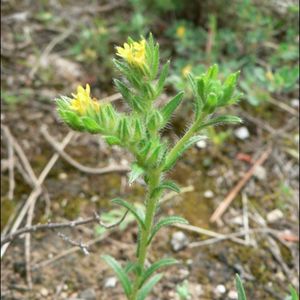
[164,120,200,169]
[130,169,161,300]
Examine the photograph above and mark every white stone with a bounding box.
[90,195,99,202]
[40,288,49,296]
[253,165,267,181]
[291,99,299,108]
[195,284,204,296]
[231,216,243,225]
[196,140,207,149]
[204,190,214,198]
[171,231,189,251]
[228,290,238,299]
[58,172,67,180]
[216,284,226,294]
[104,276,117,288]
[234,127,250,140]
[267,209,284,223]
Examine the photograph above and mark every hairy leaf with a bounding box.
[156,61,170,96]
[139,258,178,288]
[163,135,207,171]
[81,116,102,133]
[148,216,188,244]
[137,273,163,300]
[199,115,242,129]
[129,163,145,185]
[101,255,132,297]
[235,274,247,300]
[289,286,299,300]
[112,198,145,229]
[161,91,184,126]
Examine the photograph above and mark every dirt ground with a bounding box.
[1,1,299,300]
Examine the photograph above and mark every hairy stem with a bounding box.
[130,169,161,300]
[164,120,200,169]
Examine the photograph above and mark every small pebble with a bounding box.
[78,288,96,300]
[204,190,214,198]
[234,127,250,140]
[195,284,204,296]
[231,216,243,225]
[171,231,189,252]
[58,172,68,180]
[228,290,238,299]
[253,165,267,181]
[291,99,299,108]
[104,276,117,288]
[90,195,99,202]
[196,140,207,149]
[215,284,226,294]
[40,288,49,297]
[60,292,68,299]
[267,209,284,223]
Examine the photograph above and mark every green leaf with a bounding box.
[157,180,180,193]
[112,198,146,229]
[139,258,178,288]
[114,79,133,107]
[81,116,102,133]
[118,118,130,142]
[207,64,219,80]
[104,136,121,146]
[156,61,170,96]
[199,115,242,129]
[235,274,247,300]
[137,273,163,300]
[163,135,206,171]
[161,91,184,125]
[203,92,218,113]
[134,118,143,140]
[101,255,132,297]
[148,216,188,244]
[128,163,145,185]
[60,110,84,131]
[146,144,163,166]
[289,285,299,300]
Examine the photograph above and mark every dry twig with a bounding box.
[1,211,128,246]
[210,147,272,223]
[1,131,74,258]
[41,125,130,175]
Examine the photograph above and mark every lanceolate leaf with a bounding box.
[137,273,163,300]
[199,115,242,129]
[235,274,247,300]
[60,110,84,131]
[112,198,146,229]
[161,91,184,126]
[148,216,188,244]
[101,255,132,297]
[152,181,180,197]
[139,258,178,288]
[81,116,102,133]
[163,135,207,171]
[129,163,145,185]
[289,286,299,300]
[156,61,170,96]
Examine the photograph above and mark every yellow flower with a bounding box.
[70,84,100,115]
[176,26,186,39]
[265,70,274,81]
[182,64,192,77]
[116,39,146,67]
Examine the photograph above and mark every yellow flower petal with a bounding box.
[69,84,99,115]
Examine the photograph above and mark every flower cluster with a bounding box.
[69,84,99,115]
[116,39,146,67]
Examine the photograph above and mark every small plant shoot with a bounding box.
[56,35,242,300]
